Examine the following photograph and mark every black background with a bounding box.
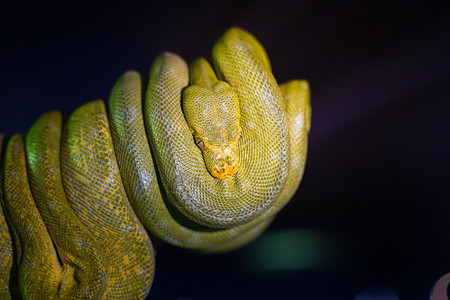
[1,0,449,299]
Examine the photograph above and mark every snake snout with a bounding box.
[204,144,239,179]
[210,156,238,179]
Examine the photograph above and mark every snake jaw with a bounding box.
[210,164,236,179]
[201,139,239,179]
[209,146,238,179]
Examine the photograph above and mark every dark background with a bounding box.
[1,0,449,299]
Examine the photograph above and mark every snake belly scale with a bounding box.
[0,28,311,299]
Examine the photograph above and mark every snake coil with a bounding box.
[0,28,310,299]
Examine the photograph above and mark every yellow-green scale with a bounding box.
[0,27,311,298]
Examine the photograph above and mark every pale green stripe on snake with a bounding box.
[0,28,311,299]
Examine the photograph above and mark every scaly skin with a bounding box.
[183,57,242,179]
[0,133,19,300]
[0,28,311,298]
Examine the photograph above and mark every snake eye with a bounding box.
[195,137,205,148]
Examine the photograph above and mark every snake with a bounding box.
[0,27,311,299]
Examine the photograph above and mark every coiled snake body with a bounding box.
[0,28,310,299]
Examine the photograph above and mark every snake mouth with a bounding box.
[202,143,239,179]
[210,160,238,179]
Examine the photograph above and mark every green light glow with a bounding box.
[242,229,339,271]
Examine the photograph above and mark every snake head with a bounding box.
[183,58,242,179]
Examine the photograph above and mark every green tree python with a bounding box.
[0,28,311,299]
